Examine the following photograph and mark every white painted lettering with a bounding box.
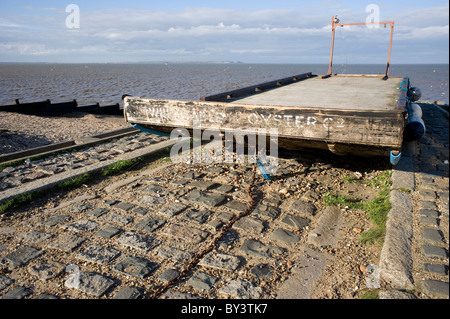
[295,115,305,127]
[215,112,226,124]
[274,115,282,125]
[248,113,259,125]
[283,115,293,126]
[259,113,272,125]
[307,116,317,126]
[323,117,333,129]
[336,118,345,128]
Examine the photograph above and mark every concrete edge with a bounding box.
[379,141,418,296]
[0,127,139,165]
[0,138,178,207]
[432,103,449,119]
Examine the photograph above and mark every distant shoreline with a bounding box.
[0,62,449,66]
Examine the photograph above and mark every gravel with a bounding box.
[0,111,129,155]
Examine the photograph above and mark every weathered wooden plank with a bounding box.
[232,75,404,111]
[124,97,404,151]
[200,72,314,102]
[124,73,407,156]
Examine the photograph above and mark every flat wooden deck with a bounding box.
[232,75,402,111]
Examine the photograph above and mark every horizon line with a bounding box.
[0,61,449,65]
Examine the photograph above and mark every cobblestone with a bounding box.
[113,286,144,299]
[218,279,262,299]
[422,279,449,298]
[76,245,121,264]
[288,200,317,216]
[62,219,99,233]
[134,216,166,232]
[113,256,157,278]
[183,189,226,207]
[0,275,14,291]
[186,271,218,292]
[0,132,168,192]
[240,239,284,259]
[271,228,301,244]
[1,286,33,299]
[18,230,53,244]
[250,264,273,280]
[233,216,265,234]
[307,206,343,249]
[47,233,85,252]
[1,246,43,269]
[115,231,161,252]
[199,252,241,272]
[27,260,65,281]
[65,271,115,297]
[421,228,445,244]
[0,107,447,299]
[280,214,310,229]
[158,268,180,283]
[94,227,121,239]
[162,224,210,244]
[409,103,449,299]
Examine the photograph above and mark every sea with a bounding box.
[0,63,448,106]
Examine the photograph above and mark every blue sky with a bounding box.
[0,1,448,63]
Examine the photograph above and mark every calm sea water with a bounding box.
[0,63,448,106]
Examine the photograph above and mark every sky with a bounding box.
[0,0,448,64]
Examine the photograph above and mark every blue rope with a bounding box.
[130,123,171,137]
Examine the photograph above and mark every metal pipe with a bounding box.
[385,22,394,78]
[327,16,338,76]
[326,17,394,78]
[390,151,402,166]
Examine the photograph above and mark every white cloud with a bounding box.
[0,5,447,63]
[396,25,449,39]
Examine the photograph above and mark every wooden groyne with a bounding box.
[0,99,123,116]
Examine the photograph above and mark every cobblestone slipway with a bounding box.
[410,103,449,298]
[0,103,448,300]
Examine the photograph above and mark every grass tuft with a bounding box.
[359,291,379,299]
[101,157,143,176]
[56,173,93,191]
[359,171,392,245]
[322,193,363,209]
[0,192,41,215]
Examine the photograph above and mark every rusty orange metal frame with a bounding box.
[326,16,394,80]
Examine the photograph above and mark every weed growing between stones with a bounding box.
[322,193,363,209]
[0,191,41,215]
[359,290,379,299]
[360,171,392,245]
[56,173,93,191]
[101,158,143,176]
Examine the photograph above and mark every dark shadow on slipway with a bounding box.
[272,147,392,182]
[0,130,54,155]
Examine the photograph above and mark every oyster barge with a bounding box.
[124,72,412,160]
